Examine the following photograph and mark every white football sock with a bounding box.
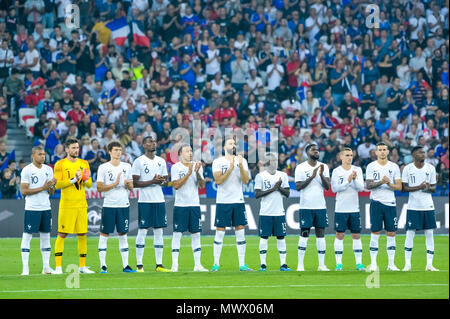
[171,232,182,268]
[334,238,343,265]
[277,238,287,266]
[153,228,164,265]
[298,236,308,266]
[425,229,434,266]
[369,233,379,265]
[317,237,326,267]
[213,230,225,266]
[21,233,32,271]
[118,234,129,269]
[259,237,268,266]
[386,235,396,267]
[39,232,51,269]
[352,238,363,265]
[136,228,147,266]
[404,230,415,266]
[98,235,108,267]
[191,232,201,267]
[235,228,246,267]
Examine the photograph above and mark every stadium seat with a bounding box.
[18,108,37,127]
[25,118,38,138]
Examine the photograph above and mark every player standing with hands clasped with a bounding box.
[331,148,365,271]
[96,141,136,274]
[401,146,439,271]
[295,144,331,271]
[170,144,208,272]
[20,146,56,275]
[254,153,291,272]
[365,142,402,272]
[132,136,170,272]
[211,137,252,272]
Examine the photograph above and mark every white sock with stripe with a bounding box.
[21,233,32,272]
[153,228,164,266]
[298,236,308,267]
[425,229,434,266]
[369,233,379,266]
[317,237,326,267]
[213,230,225,266]
[352,238,363,265]
[259,237,268,266]
[118,234,129,269]
[277,238,287,266]
[171,232,182,268]
[39,232,51,269]
[386,236,396,267]
[191,232,202,267]
[98,235,108,268]
[404,230,415,266]
[235,228,246,267]
[334,238,343,265]
[136,228,147,266]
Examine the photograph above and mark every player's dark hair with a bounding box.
[222,135,235,148]
[178,143,191,155]
[64,137,79,148]
[376,142,388,149]
[143,136,155,144]
[107,141,123,153]
[411,146,423,154]
[305,144,316,153]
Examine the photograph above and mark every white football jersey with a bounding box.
[20,163,53,211]
[171,161,204,207]
[97,162,132,208]
[365,160,401,207]
[331,165,364,213]
[131,155,168,203]
[402,163,436,211]
[254,170,289,216]
[295,161,329,209]
[212,156,250,204]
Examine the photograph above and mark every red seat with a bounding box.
[29,126,34,134]
[22,115,35,123]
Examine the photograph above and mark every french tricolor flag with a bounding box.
[132,20,150,47]
[106,17,130,46]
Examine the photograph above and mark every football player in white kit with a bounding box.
[211,137,252,272]
[331,148,365,271]
[401,146,439,271]
[20,146,56,275]
[365,142,402,271]
[295,144,331,271]
[132,136,170,272]
[170,144,208,272]
[96,141,136,273]
[254,153,291,272]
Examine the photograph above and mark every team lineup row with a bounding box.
[19,136,439,275]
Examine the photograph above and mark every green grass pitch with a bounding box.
[0,235,447,299]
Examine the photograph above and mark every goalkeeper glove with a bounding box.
[82,169,90,182]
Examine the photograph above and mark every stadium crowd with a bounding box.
[0,0,448,199]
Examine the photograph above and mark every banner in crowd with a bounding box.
[0,198,448,237]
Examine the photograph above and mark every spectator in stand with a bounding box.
[1,168,18,199]
[42,118,60,155]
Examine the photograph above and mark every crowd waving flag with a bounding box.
[106,17,130,46]
[132,20,150,47]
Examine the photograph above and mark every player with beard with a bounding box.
[402,146,439,271]
[131,136,170,272]
[211,137,252,271]
[295,144,331,271]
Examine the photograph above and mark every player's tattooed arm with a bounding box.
[422,183,436,193]
[213,158,235,185]
[402,181,426,192]
[365,179,386,190]
[255,179,282,199]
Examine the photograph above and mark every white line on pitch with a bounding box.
[0,283,448,294]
